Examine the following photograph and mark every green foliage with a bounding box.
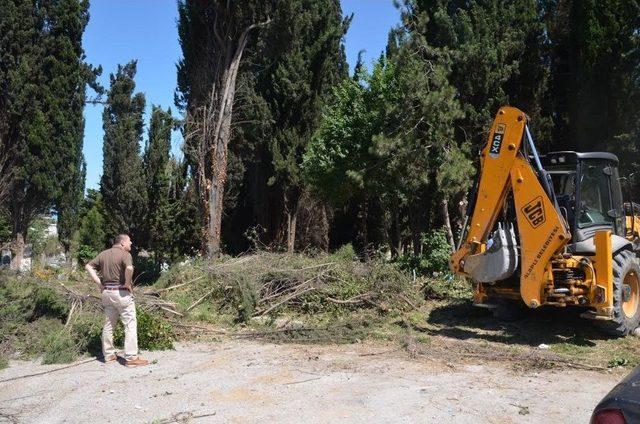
[0,0,99,249]
[330,244,357,262]
[158,252,426,328]
[77,189,107,261]
[100,61,148,243]
[395,229,451,276]
[0,214,11,244]
[41,331,77,364]
[0,274,171,367]
[305,48,469,252]
[114,307,174,350]
[76,245,97,265]
[545,0,640,191]
[140,108,199,261]
[142,106,174,253]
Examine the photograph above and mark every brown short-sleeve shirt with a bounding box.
[88,246,133,285]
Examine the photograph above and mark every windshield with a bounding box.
[578,161,614,229]
[549,170,576,229]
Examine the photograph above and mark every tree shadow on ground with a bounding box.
[425,300,611,347]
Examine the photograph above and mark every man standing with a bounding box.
[85,234,149,367]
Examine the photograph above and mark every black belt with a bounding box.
[103,281,125,290]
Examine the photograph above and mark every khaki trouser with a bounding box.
[101,290,138,360]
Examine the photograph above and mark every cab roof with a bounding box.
[541,151,619,165]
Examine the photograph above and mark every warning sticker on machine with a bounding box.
[489,124,506,158]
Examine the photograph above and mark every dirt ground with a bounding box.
[0,339,625,424]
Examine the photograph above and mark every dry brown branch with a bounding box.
[159,306,184,317]
[0,358,97,383]
[154,276,204,293]
[256,286,316,317]
[272,262,335,273]
[283,377,322,385]
[186,288,217,313]
[397,293,418,309]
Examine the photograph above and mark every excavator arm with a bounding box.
[450,107,571,308]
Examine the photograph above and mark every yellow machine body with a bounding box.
[450,106,621,318]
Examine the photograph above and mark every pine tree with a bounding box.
[100,61,147,245]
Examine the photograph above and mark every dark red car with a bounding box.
[591,365,640,424]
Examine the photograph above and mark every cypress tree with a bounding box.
[142,106,174,259]
[235,0,350,252]
[546,0,640,186]
[47,0,101,256]
[100,61,147,245]
[77,188,106,262]
[405,0,551,147]
[0,0,97,268]
[176,0,276,257]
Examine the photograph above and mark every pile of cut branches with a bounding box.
[151,252,428,327]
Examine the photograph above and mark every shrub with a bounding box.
[114,307,174,350]
[76,245,97,265]
[395,228,451,276]
[42,332,77,364]
[330,244,357,262]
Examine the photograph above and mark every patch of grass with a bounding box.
[550,342,590,356]
[0,356,7,370]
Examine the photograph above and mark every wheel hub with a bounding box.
[622,271,639,319]
[623,284,632,302]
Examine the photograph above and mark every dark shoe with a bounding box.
[125,357,149,367]
[103,354,117,363]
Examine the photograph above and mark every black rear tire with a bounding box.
[595,250,640,336]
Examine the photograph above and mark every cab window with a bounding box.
[578,161,614,228]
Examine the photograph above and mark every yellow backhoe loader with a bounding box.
[450,106,640,336]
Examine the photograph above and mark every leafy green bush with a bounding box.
[395,228,451,276]
[42,332,77,364]
[330,244,357,262]
[76,245,97,265]
[114,307,174,350]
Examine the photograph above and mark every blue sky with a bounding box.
[82,0,401,190]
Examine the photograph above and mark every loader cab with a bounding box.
[542,151,625,244]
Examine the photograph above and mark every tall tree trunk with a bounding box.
[10,232,24,271]
[360,195,369,259]
[196,21,267,259]
[441,198,455,252]
[286,208,298,253]
[284,189,301,253]
[389,200,400,258]
[320,203,330,251]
